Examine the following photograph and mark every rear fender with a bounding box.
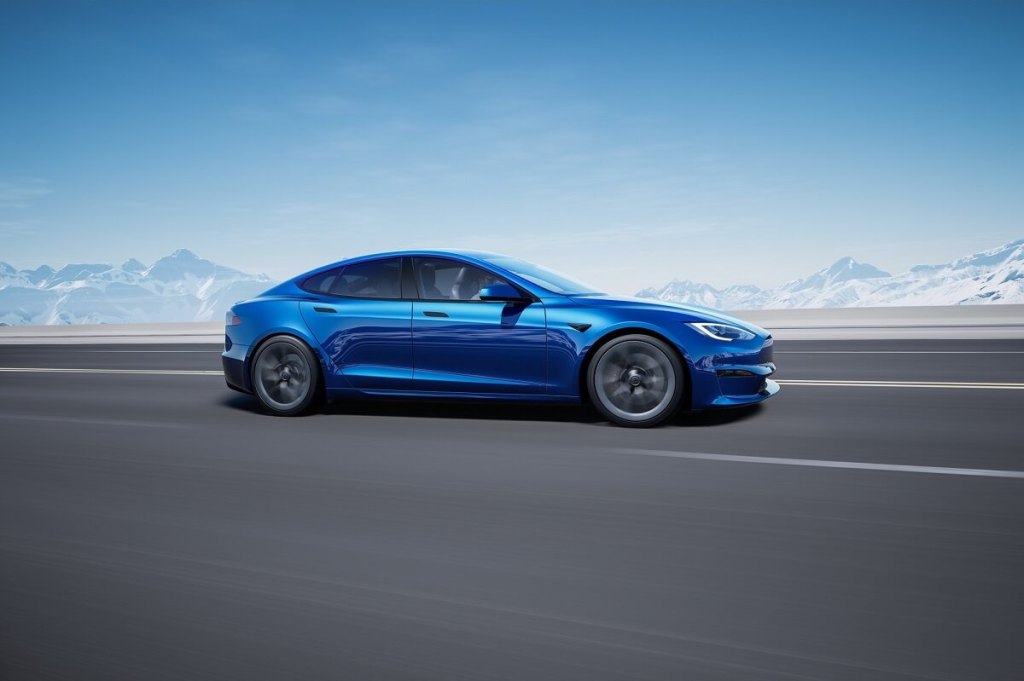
[228,299,332,387]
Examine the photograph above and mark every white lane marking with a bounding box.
[776,350,1024,354]
[612,449,1024,479]
[77,350,221,353]
[0,412,189,428]
[776,379,1024,390]
[0,367,222,376]
[1,369,1022,390]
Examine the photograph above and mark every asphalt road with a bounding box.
[2,339,1023,680]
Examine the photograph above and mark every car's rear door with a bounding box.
[410,256,547,394]
[298,257,414,391]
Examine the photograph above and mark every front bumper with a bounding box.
[708,374,779,406]
[691,335,779,408]
[712,361,777,404]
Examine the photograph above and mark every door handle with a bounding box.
[422,310,449,318]
[313,306,337,314]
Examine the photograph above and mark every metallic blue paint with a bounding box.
[411,300,547,394]
[299,299,413,390]
[223,250,779,411]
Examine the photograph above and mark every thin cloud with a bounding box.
[338,43,453,83]
[292,94,349,116]
[0,179,52,208]
[463,223,717,254]
[0,220,40,236]
[339,60,392,84]
[225,103,278,122]
[215,46,281,73]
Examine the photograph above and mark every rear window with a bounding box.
[299,258,403,299]
[300,267,344,295]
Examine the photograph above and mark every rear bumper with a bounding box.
[222,345,250,393]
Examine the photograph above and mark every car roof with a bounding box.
[310,249,510,271]
[270,249,577,300]
[286,249,558,295]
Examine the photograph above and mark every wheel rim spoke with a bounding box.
[255,342,311,410]
[594,340,677,422]
[269,382,285,401]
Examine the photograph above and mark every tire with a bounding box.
[250,335,323,416]
[586,334,685,427]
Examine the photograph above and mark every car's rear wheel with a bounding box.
[587,334,684,427]
[251,335,322,416]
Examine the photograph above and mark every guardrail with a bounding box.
[1,305,1022,343]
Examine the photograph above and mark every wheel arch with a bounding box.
[245,329,327,397]
[578,326,693,410]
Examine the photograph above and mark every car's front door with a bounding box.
[410,257,547,394]
[298,257,413,391]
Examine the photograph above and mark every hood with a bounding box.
[569,294,769,335]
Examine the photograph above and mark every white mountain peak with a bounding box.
[638,239,1024,310]
[4,241,1022,324]
[781,256,891,294]
[121,258,147,272]
[0,249,273,326]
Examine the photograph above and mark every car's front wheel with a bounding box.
[587,334,685,427]
[251,335,322,416]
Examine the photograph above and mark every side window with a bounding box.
[335,258,403,298]
[300,267,343,295]
[301,258,402,298]
[414,258,511,301]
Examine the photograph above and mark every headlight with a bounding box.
[225,309,241,326]
[687,322,755,342]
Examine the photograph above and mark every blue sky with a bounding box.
[1,0,1021,293]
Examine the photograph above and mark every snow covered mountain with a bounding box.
[637,239,1024,310]
[781,256,891,293]
[635,280,775,311]
[0,249,274,325]
[4,239,1021,324]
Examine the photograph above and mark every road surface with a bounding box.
[1,339,1022,680]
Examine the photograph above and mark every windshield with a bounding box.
[480,255,602,295]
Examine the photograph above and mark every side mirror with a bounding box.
[478,283,530,302]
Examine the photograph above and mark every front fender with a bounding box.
[544,302,698,398]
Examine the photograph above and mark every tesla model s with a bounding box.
[222,250,778,427]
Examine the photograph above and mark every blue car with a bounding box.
[222,250,778,427]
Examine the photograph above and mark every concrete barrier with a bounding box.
[735,305,1024,339]
[0,322,223,345]
[1,305,1022,343]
